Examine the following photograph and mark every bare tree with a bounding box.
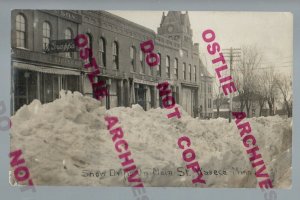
[214,81,225,118]
[256,72,268,116]
[275,74,292,117]
[263,68,278,116]
[233,45,262,117]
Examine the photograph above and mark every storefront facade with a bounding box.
[11,10,213,118]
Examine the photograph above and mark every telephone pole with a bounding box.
[223,48,241,123]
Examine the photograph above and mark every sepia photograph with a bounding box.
[10,10,292,189]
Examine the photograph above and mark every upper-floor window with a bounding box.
[64,28,73,58]
[16,14,26,48]
[183,62,186,80]
[166,56,170,78]
[130,46,136,72]
[140,50,145,74]
[157,53,161,76]
[42,22,51,50]
[113,41,119,69]
[174,58,178,79]
[208,85,212,93]
[99,37,106,67]
[189,64,192,81]
[193,65,196,82]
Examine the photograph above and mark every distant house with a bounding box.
[232,95,269,117]
[213,97,230,118]
[213,94,270,118]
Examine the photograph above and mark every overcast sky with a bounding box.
[109,11,293,76]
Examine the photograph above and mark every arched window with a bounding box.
[139,50,145,74]
[16,14,26,48]
[166,56,170,78]
[113,41,119,69]
[183,62,186,80]
[64,28,73,58]
[189,64,192,81]
[157,53,161,76]
[193,65,197,82]
[130,46,136,72]
[174,58,178,79]
[99,37,106,67]
[42,22,51,50]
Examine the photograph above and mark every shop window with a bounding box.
[16,14,26,48]
[42,22,51,50]
[208,98,212,108]
[113,41,119,69]
[110,80,119,108]
[14,69,37,111]
[99,37,106,67]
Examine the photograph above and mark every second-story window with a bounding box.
[64,28,73,58]
[189,64,192,81]
[130,46,136,72]
[99,37,106,67]
[157,53,161,76]
[193,65,196,82]
[174,58,178,79]
[183,62,186,80]
[140,50,145,73]
[208,85,212,93]
[113,41,119,69]
[166,56,170,78]
[16,14,26,48]
[42,22,51,50]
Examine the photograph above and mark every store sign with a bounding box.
[45,39,77,53]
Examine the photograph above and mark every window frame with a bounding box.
[183,62,186,80]
[139,49,145,74]
[16,14,26,48]
[189,64,192,81]
[64,28,73,58]
[174,58,178,79]
[130,45,136,72]
[113,41,119,70]
[42,21,51,50]
[157,53,161,76]
[99,37,106,67]
[166,55,170,78]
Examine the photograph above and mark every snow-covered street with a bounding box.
[10,91,292,188]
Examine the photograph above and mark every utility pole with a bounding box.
[223,48,241,123]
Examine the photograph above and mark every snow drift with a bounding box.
[10,91,292,188]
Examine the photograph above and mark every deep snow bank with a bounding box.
[10,91,292,188]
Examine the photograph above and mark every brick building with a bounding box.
[11,10,213,117]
